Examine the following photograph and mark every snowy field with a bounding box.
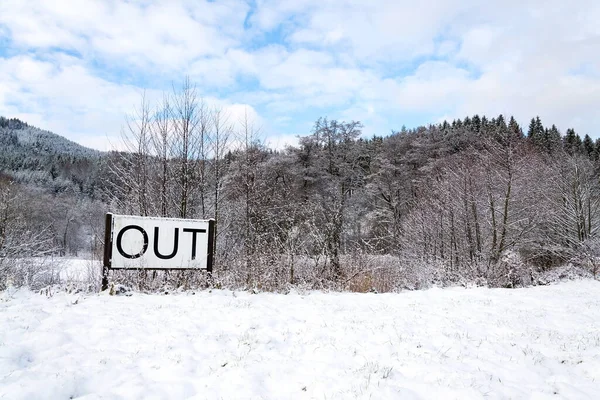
[1,281,600,400]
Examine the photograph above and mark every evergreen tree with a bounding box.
[544,124,561,153]
[527,118,536,138]
[527,116,545,147]
[508,116,522,139]
[594,138,600,161]
[471,114,481,133]
[583,134,594,158]
[481,116,489,130]
[496,114,506,130]
[535,116,544,136]
[564,128,578,154]
[575,133,583,153]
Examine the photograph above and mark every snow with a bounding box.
[56,258,98,283]
[1,281,600,399]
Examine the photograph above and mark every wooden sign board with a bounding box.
[103,213,215,271]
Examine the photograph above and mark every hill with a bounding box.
[0,117,104,196]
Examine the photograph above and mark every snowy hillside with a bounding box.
[2,281,600,399]
[0,117,100,158]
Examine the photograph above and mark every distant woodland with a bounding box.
[1,84,600,291]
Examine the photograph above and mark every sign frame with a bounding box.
[102,213,215,290]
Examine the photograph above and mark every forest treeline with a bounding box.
[1,85,599,291]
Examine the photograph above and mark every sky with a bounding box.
[0,0,599,151]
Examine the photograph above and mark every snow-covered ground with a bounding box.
[1,281,600,400]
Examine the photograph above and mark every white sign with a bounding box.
[104,214,214,270]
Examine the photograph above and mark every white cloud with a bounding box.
[0,0,599,150]
[0,0,248,71]
[0,54,146,149]
[0,54,266,150]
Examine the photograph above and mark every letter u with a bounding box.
[154,227,179,259]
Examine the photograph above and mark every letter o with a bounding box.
[116,225,149,259]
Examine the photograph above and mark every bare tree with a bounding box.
[0,177,56,289]
[208,107,232,268]
[150,94,173,217]
[106,93,153,216]
[297,118,364,282]
[546,155,600,255]
[171,78,201,219]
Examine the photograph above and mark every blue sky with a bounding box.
[0,0,599,150]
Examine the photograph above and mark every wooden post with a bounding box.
[102,213,113,291]
[206,219,216,273]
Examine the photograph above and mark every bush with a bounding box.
[488,251,533,288]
